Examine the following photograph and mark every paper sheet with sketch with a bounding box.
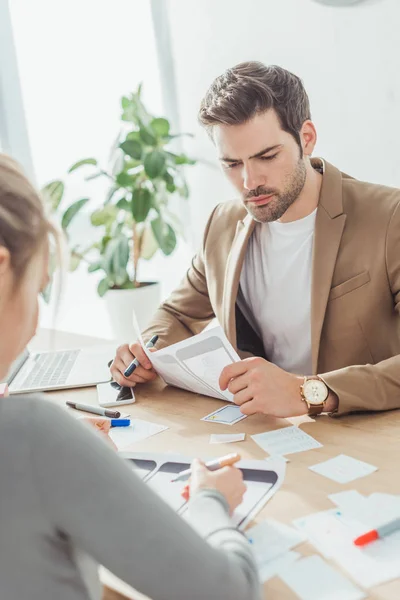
[121,452,286,530]
[132,309,240,401]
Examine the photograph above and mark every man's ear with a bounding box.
[0,246,11,278]
[300,120,317,157]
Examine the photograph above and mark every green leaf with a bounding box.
[69,253,81,272]
[104,236,129,286]
[88,261,102,273]
[178,180,190,199]
[126,131,141,141]
[116,197,131,211]
[151,216,177,256]
[140,224,158,260]
[163,171,176,193]
[151,117,170,138]
[97,278,110,297]
[131,188,151,223]
[121,96,130,110]
[90,205,118,227]
[68,158,98,173]
[42,180,65,211]
[120,140,142,160]
[139,126,157,146]
[61,198,89,230]
[84,171,104,182]
[144,151,166,179]
[116,171,133,187]
[100,235,112,253]
[105,186,118,204]
[170,153,196,166]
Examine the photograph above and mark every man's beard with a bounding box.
[243,159,307,223]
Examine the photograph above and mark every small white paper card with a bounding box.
[279,555,366,600]
[252,426,322,456]
[109,419,168,451]
[210,433,246,444]
[246,519,306,566]
[309,454,377,484]
[201,404,247,425]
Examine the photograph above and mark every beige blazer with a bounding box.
[143,159,400,416]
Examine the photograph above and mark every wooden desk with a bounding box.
[32,329,400,600]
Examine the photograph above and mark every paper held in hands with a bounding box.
[131,309,240,401]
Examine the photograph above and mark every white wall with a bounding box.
[167,0,400,246]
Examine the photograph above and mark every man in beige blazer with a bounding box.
[111,61,400,419]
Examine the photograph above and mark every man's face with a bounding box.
[214,110,308,223]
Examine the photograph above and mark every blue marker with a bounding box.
[110,419,131,427]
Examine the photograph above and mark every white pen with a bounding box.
[66,401,120,419]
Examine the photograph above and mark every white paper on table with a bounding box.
[209,433,246,444]
[293,509,400,588]
[258,551,300,583]
[279,555,366,600]
[108,420,168,451]
[264,455,289,464]
[131,309,239,401]
[246,519,306,566]
[229,457,286,529]
[252,426,322,456]
[328,490,367,509]
[309,454,377,484]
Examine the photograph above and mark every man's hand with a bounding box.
[219,357,306,418]
[110,341,158,387]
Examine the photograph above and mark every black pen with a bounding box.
[123,335,159,377]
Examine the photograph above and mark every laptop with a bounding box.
[4,345,113,394]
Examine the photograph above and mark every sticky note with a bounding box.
[309,454,377,484]
[279,555,366,600]
[252,426,322,456]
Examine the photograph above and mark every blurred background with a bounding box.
[0,0,398,341]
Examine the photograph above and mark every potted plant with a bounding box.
[43,86,196,339]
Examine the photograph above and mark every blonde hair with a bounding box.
[0,153,62,282]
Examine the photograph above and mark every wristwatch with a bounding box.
[300,376,329,416]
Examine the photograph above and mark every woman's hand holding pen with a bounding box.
[83,417,117,451]
[182,459,246,514]
[110,341,158,387]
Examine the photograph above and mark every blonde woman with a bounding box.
[0,155,260,600]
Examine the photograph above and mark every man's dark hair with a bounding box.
[199,61,311,150]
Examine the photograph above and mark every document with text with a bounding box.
[132,311,240,401]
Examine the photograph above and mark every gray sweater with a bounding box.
[0,396,260,600]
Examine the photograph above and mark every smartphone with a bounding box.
[97,382,136,407]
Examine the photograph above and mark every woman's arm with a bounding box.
[29,399,260,600]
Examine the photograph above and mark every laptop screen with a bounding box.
[2,349,30,385]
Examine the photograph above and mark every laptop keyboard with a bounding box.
[21,350,79,389]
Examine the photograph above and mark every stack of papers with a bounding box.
[293,492,400,588]
[246,519,305,582]
[309,454,378,484]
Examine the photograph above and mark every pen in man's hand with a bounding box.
[123,335,159,378]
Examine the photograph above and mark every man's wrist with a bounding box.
[324,388,339,413]
[294,375,339,415]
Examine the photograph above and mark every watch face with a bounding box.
[304,379,328,405]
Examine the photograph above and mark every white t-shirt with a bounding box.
[238,208,317,375]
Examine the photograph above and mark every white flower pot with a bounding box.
[105,282,161,342]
